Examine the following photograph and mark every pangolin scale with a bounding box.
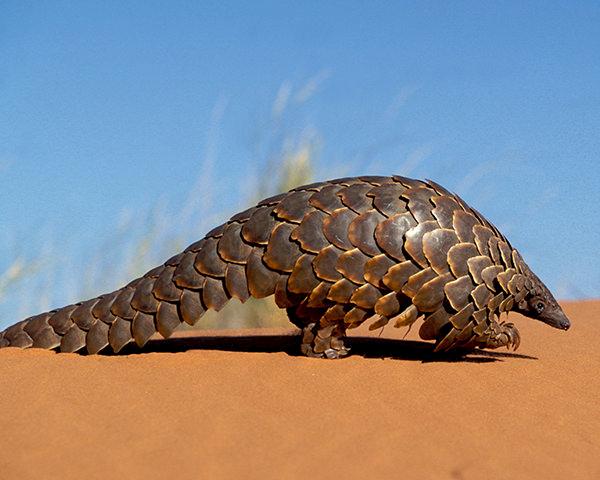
[0,175,570,358]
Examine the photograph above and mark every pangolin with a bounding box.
[0,175,570,358]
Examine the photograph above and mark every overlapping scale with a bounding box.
[335,248,369,284]
[241,206,276,244]
[444,275,476,311]
[313,245,343,282]
[263,222,302,272]
[348,209,385,256]
[374,212,416,261]
[364,254,396,287]
[422,229,459,274]
[401,186,436,223]
[322,208,358,250]
[338,183,373,213]
[447,243,479,278]
[290,210,329,253]
[273,191,314,223]
[453,210,479,243]
[404,221,439,268]
[308,185,344,213]
[367,183,406,217]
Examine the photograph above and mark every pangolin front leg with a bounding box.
[476,320,521,351]
[434,317,521,352]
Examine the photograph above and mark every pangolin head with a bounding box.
[515,266,571,331]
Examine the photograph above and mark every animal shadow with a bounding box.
[118,332,536,363]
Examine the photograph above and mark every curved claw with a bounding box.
[503,323,520,351]
[509,325,521,351]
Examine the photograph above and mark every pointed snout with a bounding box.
[541,308,571,331]
[558,317,570,330]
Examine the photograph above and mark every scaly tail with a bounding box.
[0,187,311,353]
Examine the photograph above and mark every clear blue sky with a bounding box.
[1,0,599,317]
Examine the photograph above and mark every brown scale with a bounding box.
[290,210,329,253]
[322,208,358,250]
[308,185,344,213]
[367,183,407,217]
[179,290,205,326]
[445,276,476,311]
[327,278,358,304]
[273,191,314,223]
[194,238,226,277]
[263,222,302,272]
[422,229,459,274]
[152,266,183,302]
[312,245,343,282]
[241,206,276,245]
[364,254,396,288]
[453,210,479,243]
[218,223,253,264]
[224,264,250,302]
[374,291,401,317]
[348,209,386,256]
[419,306,452,340]
[404,221,439,268]
[274,275,302,309]
[358,175,396,185]
[246,248,279,298]
[49,306,77,334]
[288,254,320,294]
[86,321,110,354]
[173,252,206,289]
[202,277,229,311]
[447,243,479,278]
[374,213,416,261]
[307,281,332,308]
[132,311,156,347]
[335,248,370,285]
[290,180,329,192]
[412,273,453,312]
[338,183,374,214]
[0,175,570,357]
[401,186,437,223]
[382,261,420,292]
[431,195,461,229]
[61,325,86,352]
[467,256,494,284]
[349,283,382,309]
[155,301,181,338]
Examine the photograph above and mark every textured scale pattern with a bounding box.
[0,175,570,358]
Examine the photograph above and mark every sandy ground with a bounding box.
[0,300,598,480]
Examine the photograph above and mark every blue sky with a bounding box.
[1,1,599,321]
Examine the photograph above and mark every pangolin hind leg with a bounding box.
[286,304,350,359]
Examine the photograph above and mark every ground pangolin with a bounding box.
[0,175,570,358]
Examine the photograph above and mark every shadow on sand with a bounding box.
[116,333,537,363]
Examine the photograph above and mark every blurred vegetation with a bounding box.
[0,78,334,331]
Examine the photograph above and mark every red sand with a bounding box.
[0,300,598,479]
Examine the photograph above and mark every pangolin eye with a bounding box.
[536,302,545,313]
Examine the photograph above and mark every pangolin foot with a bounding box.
[300,323,350,359]
[481,322,521,351]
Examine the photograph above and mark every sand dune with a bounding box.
[0,300,598,479]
